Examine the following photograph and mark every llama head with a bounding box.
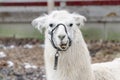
[32,10,86,51]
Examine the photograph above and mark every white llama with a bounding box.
[32,10,120,80]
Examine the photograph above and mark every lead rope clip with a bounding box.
[54,50,60,70]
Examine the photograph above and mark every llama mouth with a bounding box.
[60,43,68,49]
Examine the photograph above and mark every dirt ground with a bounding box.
[1,40,120,66]
[0,38,120,80]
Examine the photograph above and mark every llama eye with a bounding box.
[69,23,73,27]
[76,23,80,26]
[49,23,54,27]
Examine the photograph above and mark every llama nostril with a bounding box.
[58,35,65,40]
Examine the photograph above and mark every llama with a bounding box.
[32,10,120,80]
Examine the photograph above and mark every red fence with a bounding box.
[0,1,120,6]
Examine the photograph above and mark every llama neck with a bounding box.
[44,30,94,80]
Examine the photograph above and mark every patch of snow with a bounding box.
[23,44,33,49]
[7,61,14,67]
[23,63,38,69]
[0,45,15,50]
[0,51,7,58]
[42,75,46,78]
[24,63,31,69]
[9,45,15,49]
[31,65,38,69]
[7,45,15,49]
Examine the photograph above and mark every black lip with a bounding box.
[60,43,68,49]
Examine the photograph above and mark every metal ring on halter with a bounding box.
[49,23,72,51]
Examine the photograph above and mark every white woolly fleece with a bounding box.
[32,10,120,80]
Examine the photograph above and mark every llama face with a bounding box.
[32,10,86,51]
[45,12,76,51]
[47,21,74,51]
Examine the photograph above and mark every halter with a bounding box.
[49,23,72,70]
[50,23,72,51]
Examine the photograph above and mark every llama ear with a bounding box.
[72,13,87,28]
[32,15,47,33]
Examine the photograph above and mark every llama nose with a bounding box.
[58,35,66,40]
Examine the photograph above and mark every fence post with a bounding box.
[48,0,54,13]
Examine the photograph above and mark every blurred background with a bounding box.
[0,0,120,80]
